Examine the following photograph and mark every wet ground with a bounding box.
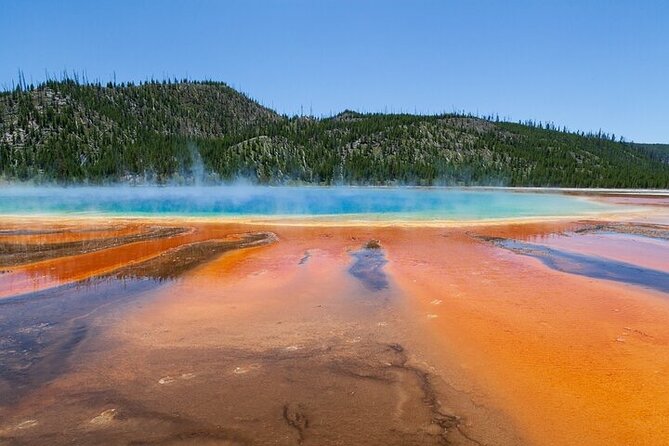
[0,194,668,445]
[478,236,669,293]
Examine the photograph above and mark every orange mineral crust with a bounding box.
[384,227,669,446]
[0,222,230,297]
[0,215,667,445]
[0,222,144,244]
[0,223,522,445]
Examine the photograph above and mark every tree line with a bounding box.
[1,78,667,188]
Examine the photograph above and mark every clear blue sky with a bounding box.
[1,0,667,142]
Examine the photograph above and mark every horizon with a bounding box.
[1,0,668,143]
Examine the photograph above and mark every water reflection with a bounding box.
[0,232,278,406]
[0,276,165,406]
[493,239,669,294]
[349,242,389,291]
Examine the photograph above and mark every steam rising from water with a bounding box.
[187,142,206,186]
[0,186,612,220]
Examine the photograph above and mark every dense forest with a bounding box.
[1,78,667,188]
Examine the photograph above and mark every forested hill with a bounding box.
[1,79,667,188]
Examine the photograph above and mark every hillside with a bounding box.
[1,80,668,187]
[632,143,669,164]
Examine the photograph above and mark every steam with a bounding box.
[187,142,205,186]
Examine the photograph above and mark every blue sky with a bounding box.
[1,0,667,142]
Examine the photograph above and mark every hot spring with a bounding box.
[0,186,616,220]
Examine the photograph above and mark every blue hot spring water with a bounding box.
[0,186,614,220]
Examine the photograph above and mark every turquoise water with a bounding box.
[0,186,613,220]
